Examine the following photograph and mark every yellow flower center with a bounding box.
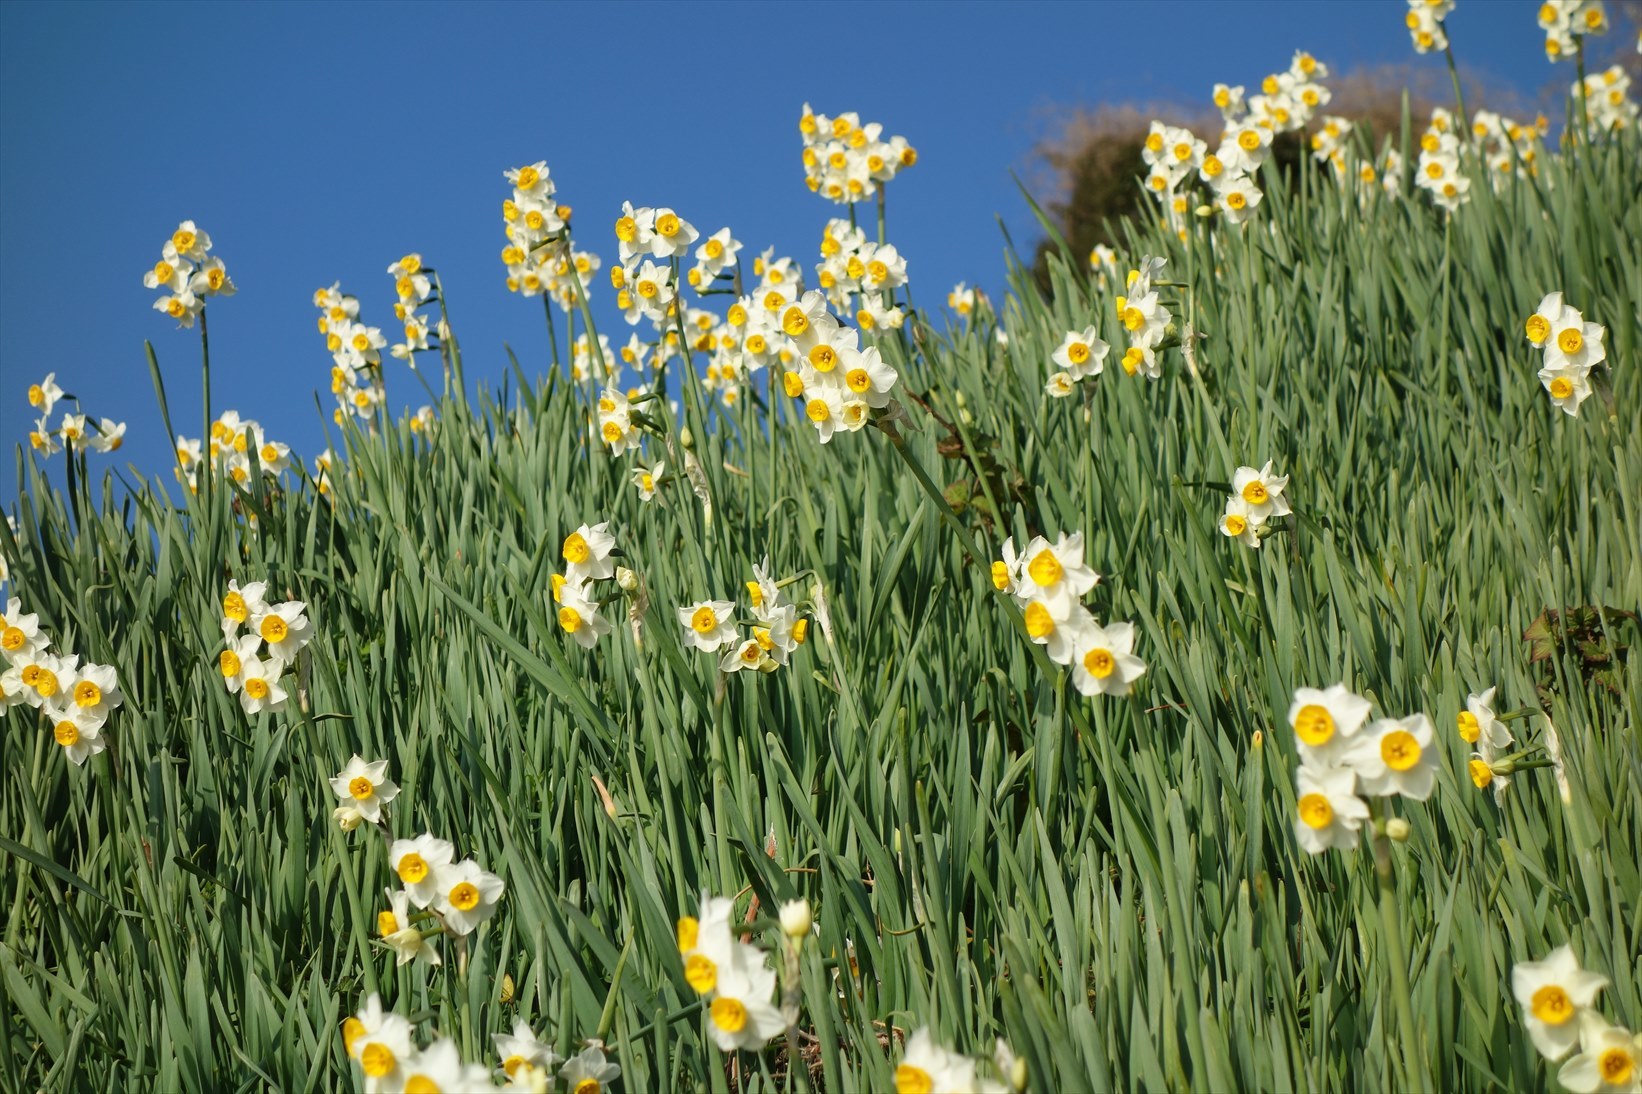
[154,260,175,282]
[1067,341,1090,364]
[1549,377,1574,400]
[403,1076,440,1094]
[449,881,481,911]
[558,606,583,633]
[1224,514,1248,537]
[574,1081,600,1094]
[348,775,375,800]
[1084,648,1115,678]
[710,997,747,1033]
[245,678,270,700]
[1298,793,1333,829]
[1227,191,1247,210]
[990,561,1010,590]
[895,1064,935,1094]
[1531,985,1573,1024]
[614,216,637,242]
[342,1016,365,1056]
[30,668,60,697]
[563,532,590,564]
[1599,1047,1634,1085]
[398,853,428,884]
[637,279,658,299]
[1238,130,1261,151]
[1122,347,1144,375]
[846,368,872,394]
[783,372,805,398]
[1027,549,1064,587]
[1380,731,1421,772]
[685,953,717,994]
[602,422,623,444]
[1557,327,1583,354]
[792,619,809,644]
[1468,759,1494,789]
[656,213,680,237]
[1242,481,1269,505]
[1145,133,1164,153]
[806,399,831,423]
[1294,704,1335,746]
[1,627,24,651]
[746,334,768,354]
[220,650,241,677]
[261,615,289,643]
[763,291,786,311]
[377,910,398,936]
[173,229,196,252]
[782,306,810,337]
[54,720,79,747]
[1456,711,1480,742]
[676,916,699,952]
[804,346,837,374]
[691,606,719,634]
[361,1043,396,1078]
[640,474,655,493]
[1121,306,1144,331]
[1024,602,1055,639]
[515,166,540,189]
[75,681,101,707]
[224,591,248,623]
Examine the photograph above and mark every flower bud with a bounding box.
[1385,817,1411,842]
[332,806,364,832]
[680,427,695,450]
[616,566,639,592]
[994,1041,1028,1092]
[780,899,812,945]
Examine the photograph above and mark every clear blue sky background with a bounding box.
[0,0,1584,496]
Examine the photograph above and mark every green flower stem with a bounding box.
[1442,43,1467,131]
[1371,827,1423,1088]
[542,293,561,370]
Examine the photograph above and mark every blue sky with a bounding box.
[0,1,1583,493]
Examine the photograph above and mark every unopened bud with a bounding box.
[332,806,364,832]
[1385,817,1411,842]
[1195,204,1215,218]
[616,566,639,592]
[780,899,812,946]
[680,427,695,450]
[953,390,968,408]
[994,1041,1028,1092]
[1251,730,1264,750]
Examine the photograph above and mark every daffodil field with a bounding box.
[4,15,1642,1094]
